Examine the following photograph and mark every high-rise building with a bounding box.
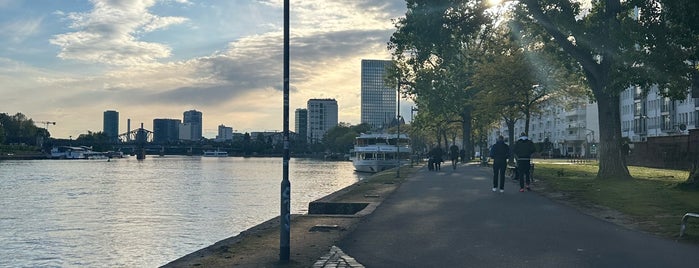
[153,118,181,143]
[216,124,233,142]
[307,99,338,143]
[295,108,308,142]
[103,110,119,142]
[183,110,203,141]
[361,59,396,130]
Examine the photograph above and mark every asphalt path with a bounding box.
[336,163,699,267]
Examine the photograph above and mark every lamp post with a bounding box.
[280,0,290,262]
[396,78,401,178]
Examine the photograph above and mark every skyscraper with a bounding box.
[153,118,181,143]
[103,110,119,142]
[307,99,338,143]
[361,59,395,130]
[183,110,202,141]
[295,108,308,142]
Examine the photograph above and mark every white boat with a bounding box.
[203,150,229,157]
[351,133,411,173]
[50,146,108,159]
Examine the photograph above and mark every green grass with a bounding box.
[534,161,699,243]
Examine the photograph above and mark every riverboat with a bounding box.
[203,150,229,157]
[50,146,108,159]
[351,133,411,173]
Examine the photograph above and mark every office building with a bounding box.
[183,110,203,141]
[103,110,119,142]
[153,118,181,143]
[361,59,396,130]
[307,99,338,143]
[295,108,308,142]
[216,124,234,142]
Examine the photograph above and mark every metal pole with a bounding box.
[396,79,400,178]
[280,0,291,262]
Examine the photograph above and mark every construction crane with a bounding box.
[37,121,56,130]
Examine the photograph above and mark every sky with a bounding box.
[0,0,413,139]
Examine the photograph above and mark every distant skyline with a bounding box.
[0,0,414,139]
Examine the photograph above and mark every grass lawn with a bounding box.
[534,160,699,244]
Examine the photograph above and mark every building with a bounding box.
[620,85,698,142]
[103,110,119,142]
[295,108,308,142]
[216,124,234,142]
[153,118,181,143]
[307,99,338,143]
[182,110,203,141]
[361,59,396,130]
[489,97,600,158]
[179,123,194,141]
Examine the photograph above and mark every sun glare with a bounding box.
[488,0,503,6]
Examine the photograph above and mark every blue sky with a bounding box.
[0,0,411,138]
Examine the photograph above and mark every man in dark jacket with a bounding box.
[489,135,510,193]
[513,132,536,192]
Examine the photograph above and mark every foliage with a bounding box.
[508,0,699,180]
[322,123,371,153]
[388,0,492,157]
[0,112,47,146]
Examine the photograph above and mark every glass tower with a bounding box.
[361,59,395,130]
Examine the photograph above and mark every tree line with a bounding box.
[386,0,698,186]
[0,112,374,157]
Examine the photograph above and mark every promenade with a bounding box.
[165,162,699,267]
[325,162,699,267]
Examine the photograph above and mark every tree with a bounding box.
[389,0,492,159]
[516,0,697,180]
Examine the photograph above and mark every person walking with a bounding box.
[513,132,536,192]
[489,135,510,193]
[449,144,460,170]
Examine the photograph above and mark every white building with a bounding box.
[179,122,194,141]
[307,98,338,143]
[490,98,600,158]
[361,59,396,130]
[215,124,233,142]
[620,85,698,142]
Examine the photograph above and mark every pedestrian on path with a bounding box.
[489,135,510,193]
[513,132,536,192]
[449,144,460,170]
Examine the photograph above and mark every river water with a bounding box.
[0,156,368,267]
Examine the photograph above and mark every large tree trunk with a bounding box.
[596,93,632,180]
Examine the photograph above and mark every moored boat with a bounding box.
[203,150,229,157]
[50,146,108,159]
[351,133,411,173]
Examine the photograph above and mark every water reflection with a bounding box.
[0,157,367,267]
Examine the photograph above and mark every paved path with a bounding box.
[326,163,699,267]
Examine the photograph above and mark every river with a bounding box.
[0,156,368,267]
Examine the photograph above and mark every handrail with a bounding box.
[680,212,699,237]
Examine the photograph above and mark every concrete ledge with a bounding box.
[308,202,369,215]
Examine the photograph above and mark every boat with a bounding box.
[50,146,109,159]
[203,150,229,157]
[351,133,411,173]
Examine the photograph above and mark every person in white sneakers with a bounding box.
[489,135,510,193]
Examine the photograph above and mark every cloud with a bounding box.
[49,0,189,65]
[3,0,408,138]
[0,17,43,43]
